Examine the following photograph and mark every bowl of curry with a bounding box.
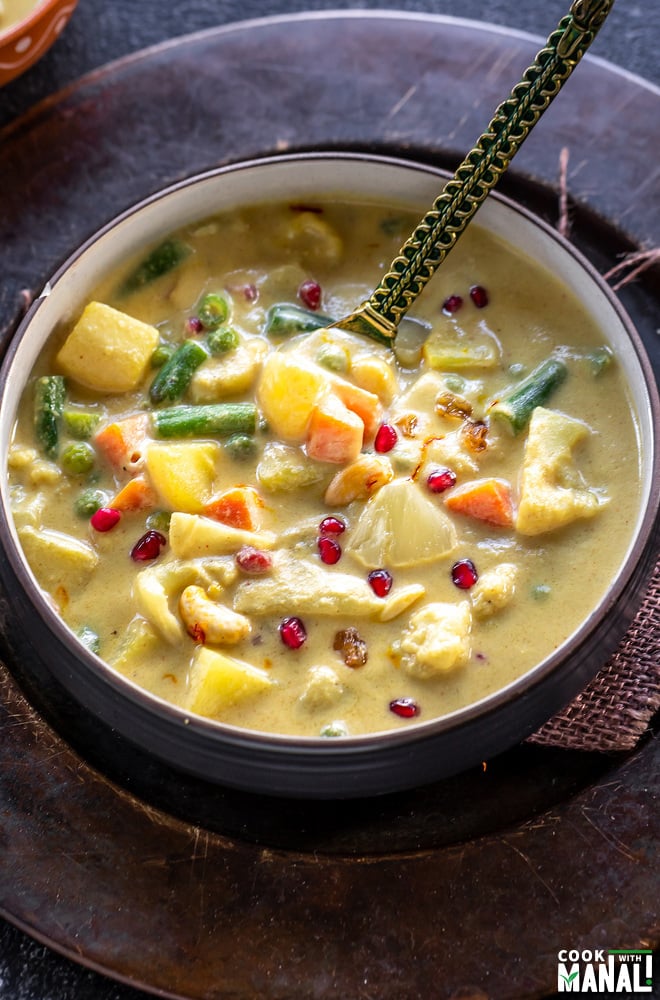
[0,153,658,798]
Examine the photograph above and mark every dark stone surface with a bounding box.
[0,3,659,999]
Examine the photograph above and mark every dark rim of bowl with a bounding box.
[1,150,659,757]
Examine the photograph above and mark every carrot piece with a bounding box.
[332,381,383,439]
[444,477,515,527]
[306,393,364,465]
[202,486,263,530]
[111,476,158,512]
[94,414,149,472]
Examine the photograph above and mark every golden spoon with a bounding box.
[328,0,614,346]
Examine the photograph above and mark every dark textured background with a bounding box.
[0,2,658,998]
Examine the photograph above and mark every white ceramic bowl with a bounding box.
[0,153,658,798]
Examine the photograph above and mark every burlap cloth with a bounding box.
[528,558,659,752]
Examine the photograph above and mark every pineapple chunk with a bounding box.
[169,512,276,558]
[423,324,501,370]
[185,646,273,717]
[399,601,472,679]
[257,351,328,440]
[346,478,457,568]
[112,617,162,676]
[56,302,159,393]
[18,525,98,590]
[145,441,221,513]
[132,566,184,645]
[516,407,605,535]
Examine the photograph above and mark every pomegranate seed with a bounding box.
[367,569,392,597]
[374,423,398,453]
[451,558,478,589]
[469,284,489,308]
[389,697,420,719]
[186,316,204,334]
[318,536,342,565]
[130,530,166,561]
[442,294,463,315]
[236,546,273,574]
[90,507,121,532]
[299,280,322,311]
[427,467,457,494]
[319,515,346,535]
[279,616,307,649]
[243,283,258,302]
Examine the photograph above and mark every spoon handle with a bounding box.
[336,0,614,346]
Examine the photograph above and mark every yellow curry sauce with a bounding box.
[8,198,640,736]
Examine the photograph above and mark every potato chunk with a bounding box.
[185,646,273,718]
[56,302,159,393]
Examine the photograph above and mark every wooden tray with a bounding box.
[1,14,658,999]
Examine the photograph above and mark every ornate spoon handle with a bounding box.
[335,0,614,346]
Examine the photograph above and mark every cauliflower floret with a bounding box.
[423,430,480,476]
[299,666,344,710]
[399,601,471,679]
[471,563,518,619]
[516,407,605,535]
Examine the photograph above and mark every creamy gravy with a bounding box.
[8,197,640,737]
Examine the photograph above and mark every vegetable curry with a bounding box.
[8,197,640,737]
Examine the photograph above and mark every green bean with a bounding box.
[264,303,334,338]
[489,357,567,435]
[149,339,208,404]
[118,238,191,296]
[152,403,257,439]
[34,375,66,457]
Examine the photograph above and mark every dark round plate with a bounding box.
[0,14,658,999]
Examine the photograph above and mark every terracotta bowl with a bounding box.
[0,0,78,86]
[0,153,658,798]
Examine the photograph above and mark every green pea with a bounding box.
[150,343,176,368]
[316,343,349,373]
[62,410,101,440]
[198,293,231,330]
[532,583,552,600]
[146,510,172,533]
[320,721,348,738]
[61,442,95,476]
[74,488,108,518]
[206,325,240,355]
[225,434,257,461]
